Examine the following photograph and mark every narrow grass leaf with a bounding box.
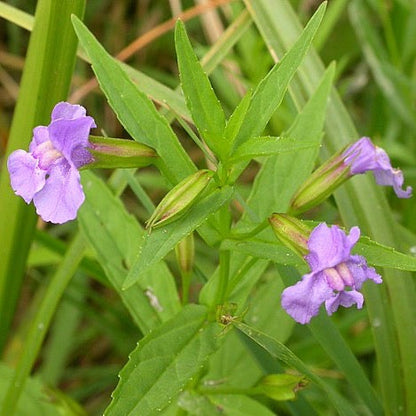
[124,186,234,289]
[235,322,358,416]
[72,16,195,184]
[175,20,226,158]
[104,305,218,416]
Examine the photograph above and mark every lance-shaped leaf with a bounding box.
[175,20,227,159]
[146,169,214,229]
[104,305,219,416]
[231,2,326,150]
[72,16,195,184]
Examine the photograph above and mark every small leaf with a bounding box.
[230,136,317,163]
[175,20,226,158]
[224,90,252,150]
[124,186,234,289]
[104,305,219,416]
[221,238,304,267]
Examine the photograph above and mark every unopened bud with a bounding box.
[146,169,214,229]
[269,213,310,257]
[85,136,158,169]
[289,151,349,215]
[257,374,308,401]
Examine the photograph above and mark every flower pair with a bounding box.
[275,137,412,324]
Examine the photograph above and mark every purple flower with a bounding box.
[281,223,382,324]
[343,137,412,198]
[7,102,96,224]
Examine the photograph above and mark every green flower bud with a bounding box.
[257,374,308,401]
[289,150,350,215]
[146,169,215,229]
[85,136,158,169]
[269,213,310,257]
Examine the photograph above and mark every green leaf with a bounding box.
[0,363,75,416]
[72,16,195,184]
[230,136,317,163]
[221,238,304,267]
[224,90,252,147]
[356,236,416,271]
[232,2,327,150]
[234,322,358,416]
[179,391,276,416]
[175,20,226,158]
[104,305,218,416]
[124,186,234,289]
[242,63,335,221]
[78,172,180,333]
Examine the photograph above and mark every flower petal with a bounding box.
[48,116,95,168]
[343,137,379,174]
[347,255,382,289]
[7,150,46,203]
[33,161,84,223]
[281,272,333,324]
[344,137,412,199]
[51,102,87,121]
[29,126,50,152]
[373,166,412,198]
[325,290,364,315]
[306,223,359,271]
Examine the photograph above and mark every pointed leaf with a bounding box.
[104,305,219,416]
[72,16,195,184]
[244,63,335,219]
[232,2,326,150]
[175,20,226,158]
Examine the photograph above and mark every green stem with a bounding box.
[0,0,86,353]
[1,233,86,415]
[215,250,231,306]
